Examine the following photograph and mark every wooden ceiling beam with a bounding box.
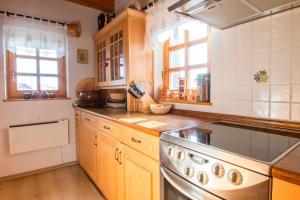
[66,0,114,12]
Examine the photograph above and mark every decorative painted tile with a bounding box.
[254,70,269,84]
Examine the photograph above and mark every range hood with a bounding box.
[168,0,300,29]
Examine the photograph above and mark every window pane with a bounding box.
[40,60,58,74]
[40,49,58,58]
[40,77,59,90]
[188,43,207,65]
[170,71,185,90]
[170,49,185,68]
[16,46,36,56]
[16,58,37,73]
[189,68,208,89]
[17,76,37,90]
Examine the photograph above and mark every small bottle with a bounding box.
[179,78,184,99]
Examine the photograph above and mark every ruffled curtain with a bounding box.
[145,0,190,44]
[3,15,67,57]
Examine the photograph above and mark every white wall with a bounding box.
[0,0,100,177]
[156,8,300,122]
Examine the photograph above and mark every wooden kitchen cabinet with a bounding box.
[80,123,98,183]
[97,131,118,200]
[272,178,300,200]
[76,110,160,200]
[117,143,160,200]
[93,9,152,111]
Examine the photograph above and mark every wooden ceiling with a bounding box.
[66,0,114,12]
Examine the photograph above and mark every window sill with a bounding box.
[160,99,212,106]
[3,97,71,102]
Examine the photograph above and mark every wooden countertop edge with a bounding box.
[272,167,300,186]
[76,107,161,137]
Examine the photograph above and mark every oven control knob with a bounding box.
[212,163,225,178]
[176,150,185,161]
[197,171,209,185]
[228,169,243,186]
[184,166,194,178]
[167,145,174,157]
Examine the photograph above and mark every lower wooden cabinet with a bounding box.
[97,131,118,200]
[76,110,160,200]
[272,178,300,200]
[79,123,98,183]
[117,143,160,200]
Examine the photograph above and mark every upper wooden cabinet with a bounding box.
[93,8,152,88]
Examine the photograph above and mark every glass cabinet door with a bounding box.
[97,40,107,85]
[109,27,125,85]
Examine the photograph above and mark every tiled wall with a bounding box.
[171,8,300,122]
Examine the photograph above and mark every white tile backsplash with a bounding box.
[291,46,300,66]
[270,103,290,120]
[253,17,271,36]
[271,48,291,68]
[252,101,269,118]
[292,28,300,46]
[253,34,271,52]
[271,66,291,85]
[271,10,292,32]
[271,30,291,50]
[291,67,300,84]
[293,8,300,28]
[291,103,300,121]
[252,85,270,101]
[271,85,290,102]
[292,85,300,102]
[253,51,270,70]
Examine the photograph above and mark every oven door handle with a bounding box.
[160,166,223,200]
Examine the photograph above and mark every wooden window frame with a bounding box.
[162,26,211,105]
[6,49,67,100]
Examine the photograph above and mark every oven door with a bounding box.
[160,166,223,200]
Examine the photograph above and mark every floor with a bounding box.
[0,165,105,200]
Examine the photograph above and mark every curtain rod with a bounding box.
[0,10,69,26]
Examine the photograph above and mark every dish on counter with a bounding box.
[150,104,172,114]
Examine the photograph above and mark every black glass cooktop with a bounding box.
[168,122,300,163]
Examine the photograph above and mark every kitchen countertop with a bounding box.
[76,107,300,185]
[272,145,300,185]
[76,107,214,137]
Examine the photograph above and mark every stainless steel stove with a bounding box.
[160,121,300,200]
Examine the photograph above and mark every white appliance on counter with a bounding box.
[160,121,300,200]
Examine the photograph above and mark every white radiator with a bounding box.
[9,120,69,154]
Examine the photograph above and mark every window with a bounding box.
[4,26,67,100]
[161,21,211,104]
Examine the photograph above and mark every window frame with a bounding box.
[162,25,211,104]
[6,49,67,100]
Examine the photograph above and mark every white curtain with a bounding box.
[145,0,190,44]
[3,15,67,57]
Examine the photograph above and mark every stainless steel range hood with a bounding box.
[168,0,300,29]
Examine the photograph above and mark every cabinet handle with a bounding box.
[103,125,110,130]
[118,151,122,165]
[115,148,119,162]
[131,137,142,144]
[85,118,90,122]
[94,136,97,146]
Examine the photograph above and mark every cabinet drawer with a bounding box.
[75,110,81,120]
[119,125,159,160]
[81,112,100,129]
[98,118,119,139]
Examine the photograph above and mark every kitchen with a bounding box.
[0,0,299,199]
